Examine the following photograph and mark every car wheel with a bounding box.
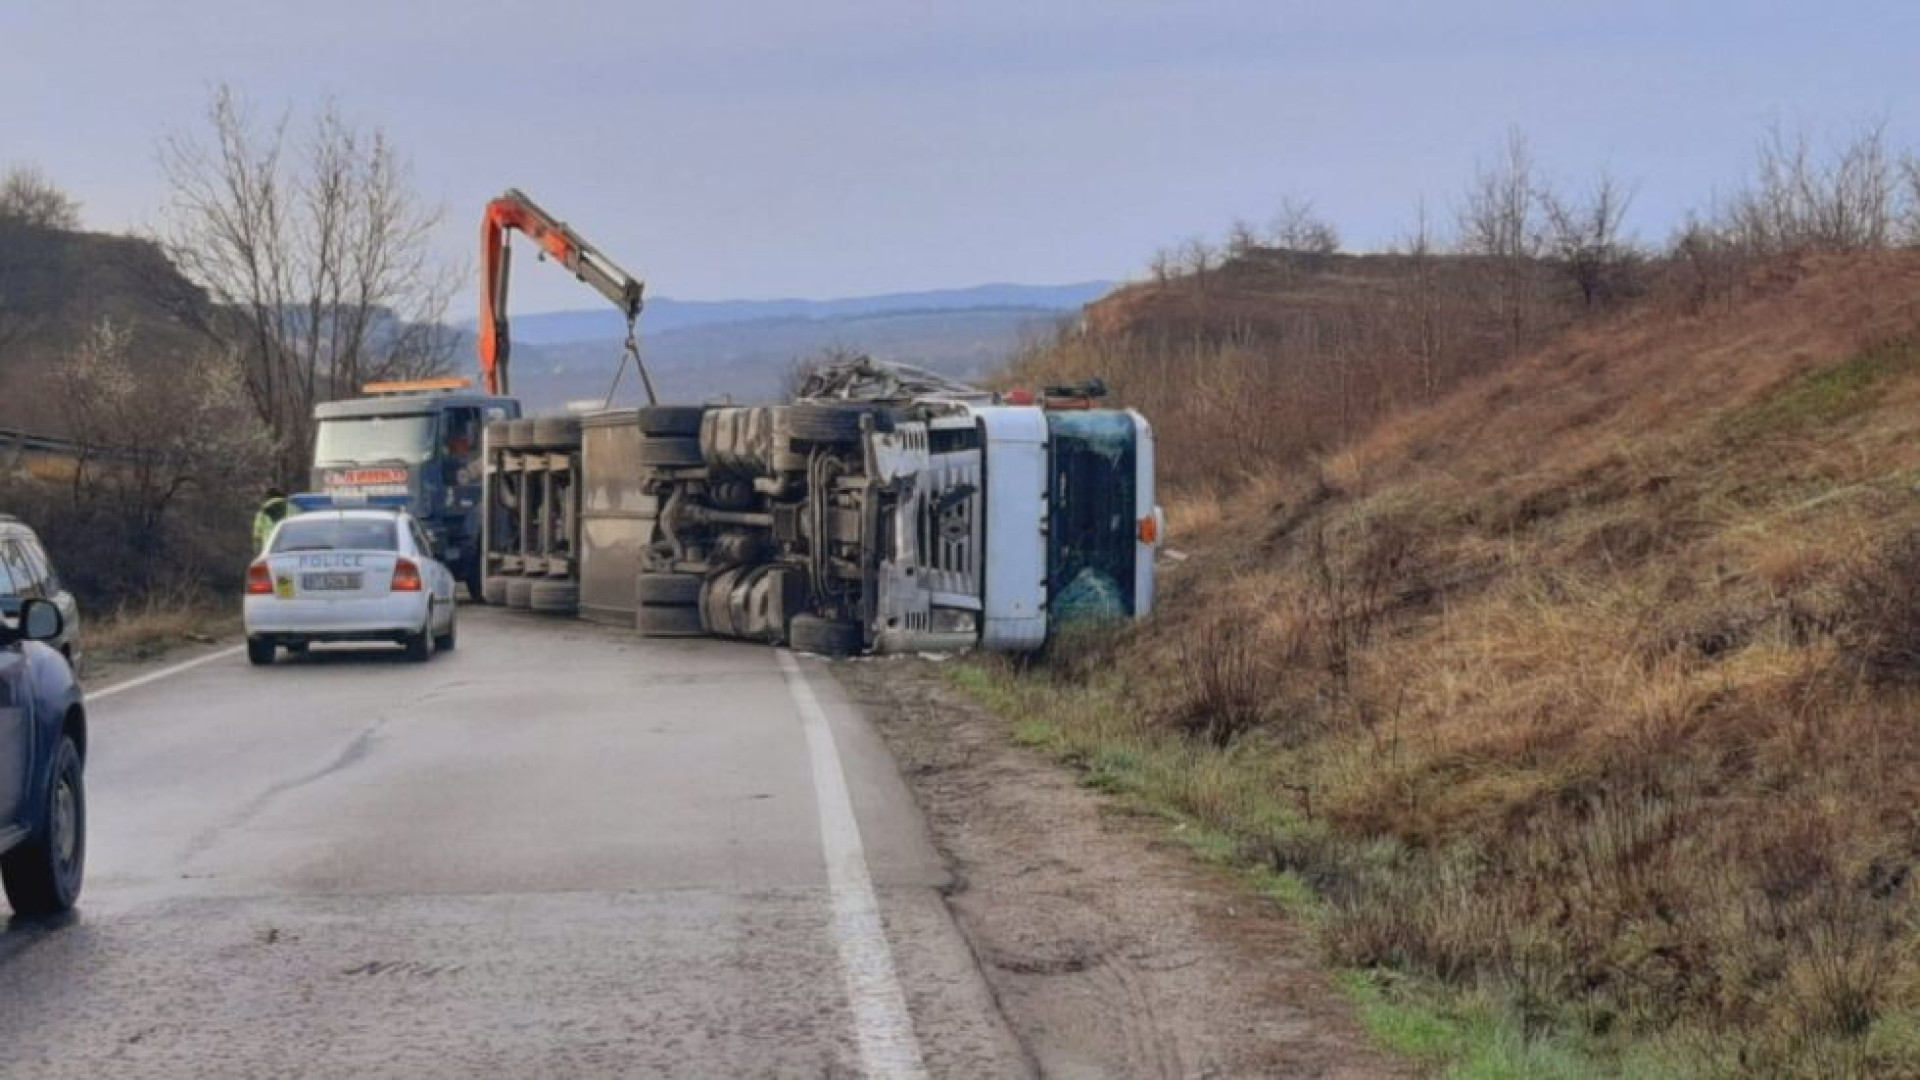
[788,614,862,657]
[405,606,435,663]
[1,735,85,916]
[637,603,704,638]
[247,637,275,666]
[434,604,458,651]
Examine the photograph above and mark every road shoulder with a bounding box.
[837,657,1408,1080]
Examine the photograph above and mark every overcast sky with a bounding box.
[3,1,1915,312]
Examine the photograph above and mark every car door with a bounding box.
[409,520,455,611]
[0,557,26,826]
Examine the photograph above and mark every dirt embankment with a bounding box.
[839,658,1406,1080]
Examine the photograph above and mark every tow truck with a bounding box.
[321,189,1161,652]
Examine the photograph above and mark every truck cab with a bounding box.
[311,380,519,598]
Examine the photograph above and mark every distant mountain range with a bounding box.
[492,281,1116,410]
[490,282,1115,345]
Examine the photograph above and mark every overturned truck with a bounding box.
[481,359,1161,655]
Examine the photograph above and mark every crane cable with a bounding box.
[603,315,659,408]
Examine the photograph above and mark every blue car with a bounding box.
[0,597,86,916]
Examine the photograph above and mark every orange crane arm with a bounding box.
[478,188,645,396]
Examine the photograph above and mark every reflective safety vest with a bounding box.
[253,497,289,552]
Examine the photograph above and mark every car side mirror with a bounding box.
[20,597,62,642]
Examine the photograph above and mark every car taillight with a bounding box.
[246,562,273,595]
[390,558,423,592]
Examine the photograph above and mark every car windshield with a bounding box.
[270,516,400,553]
[313,414,436,465]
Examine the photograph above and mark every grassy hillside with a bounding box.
[971,252,1920,1077]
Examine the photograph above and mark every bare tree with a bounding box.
[1396,199,1445,402]
[53,318,273,586]
[1225,218,1261,259]
[157,86,458,483]
[1148,246,1177,285]
[0,165,81,231]
[1270,197,1340,255]
[1904,154,1920,246]
[1540,168,1638,308]
[1181,236,1217,287]
[1727,122,1898,253]
[1458,128,1543,353]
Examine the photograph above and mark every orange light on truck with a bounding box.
[1138,515,1158,544]
[362,377,472,395]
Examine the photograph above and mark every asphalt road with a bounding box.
[0,609,1030,1078]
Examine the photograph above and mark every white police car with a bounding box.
[244,500,458,665]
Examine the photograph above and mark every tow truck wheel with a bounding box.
[246,637,275,666]
[638,436,703,467]
[506,577,535,610]
[637,572,703,606]
[483,575,512,606]
[636,405,707,438]
[637,604,704,637]
[788,614,861,657]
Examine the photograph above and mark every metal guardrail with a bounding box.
[0,425,85,457]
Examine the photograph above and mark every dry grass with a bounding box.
[82,583,237,671]
[989,252,1920,1077]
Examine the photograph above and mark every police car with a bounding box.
[244,496,458,665]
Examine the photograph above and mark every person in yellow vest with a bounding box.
[253,487,290,552]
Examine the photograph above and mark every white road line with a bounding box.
[89,645,245,701]
[776,649,929,1079]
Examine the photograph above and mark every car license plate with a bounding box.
[300,572,362,591]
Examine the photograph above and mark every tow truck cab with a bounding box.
[310,380,519,597]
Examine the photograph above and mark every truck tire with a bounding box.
[506,577,535,610]
[483,574,512,606]
[788,614,862,657]
[0,735,84,916]
[637,604,704,637]
[787,403,879,445]
[504,418,537,450]
[637,572,703,606]
[532,415,582,449]
[530,579,579,615]
[638,436,703,467]
[636,405,707,437]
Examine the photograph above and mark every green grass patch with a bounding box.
[1726,336,1919,437]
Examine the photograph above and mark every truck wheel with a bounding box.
[532,415,582,449]
[638,603,704,637]
[636,405,707,437]
[247,637,275,666]
[788,614,862,657]
[788,403,880,445]
[637,572,703,606]
[530,579,579,615]
[483,574,512,606]
[506,577,535,610]
[0,735,85,916]
[638,436,703,467]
